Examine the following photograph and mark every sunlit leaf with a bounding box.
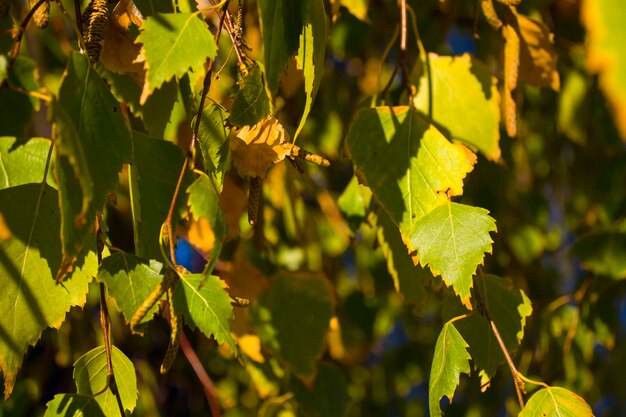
[429,321,471,417]
[97,252,164,331]
[196,102,230,192]
[0,137,51,189]
[413,53,501,160]
[43,394,106,417]
[339,0,368,21]
[172,272,236,353]
[137,12,217,103]
[582,0,626,140]
[293,0,326,140]
[519,386,593,417]
[230,115,291,178]
[346,106,477,251]
[257,0,303,93]
[337,175,372,234]
[571,231,626,279]
[73,345,138,416]
[251,272,335,380]
[0,184,96,399]
[442,274,532,384]
[52,52,132,279]
[229,66,271,128]
[412,202,496,307]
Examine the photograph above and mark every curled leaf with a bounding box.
[230,115,291,178]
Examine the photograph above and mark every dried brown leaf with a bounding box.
[517,14,560,90]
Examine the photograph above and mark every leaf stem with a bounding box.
[95,217,126,417]
[179,331,222,417]
[473,279,526,409]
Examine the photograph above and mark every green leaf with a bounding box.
[582,0,626,140]
[229,66,271,127]
[0,183,96,399]
[0,57,38,137]
[257,0,303,94]
[196,102,230,192]
[129,133,191,260]
[375,210,428,308]
[293,0,327,140]
[412,53,501,160]
[442,274,532,385]
[337,175,372,234]
[250,272,335,380]
[0,137,52,189]
[290,363,349,417]
[571,231,626,279]
[346,106,477,250]
[185,173,226,271]
[412,202,496,307]
[73,345,138,416]
[97,252,164,330]
[95,65,178,139]
[52,52,132,277]
[137,12,217,103]
[428,321,471,417]
[43,394,106,417]
[172,272,236,353]
[519,386,593,417]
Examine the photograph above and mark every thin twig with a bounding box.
[7,0,47,71]
[95,218,126,417]
[179,332,222,417]
[473,279,525,409]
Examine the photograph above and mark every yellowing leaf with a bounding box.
[339,0,368,21]
[346,106,477,250]
[519,386,593,417]
[411,202,496,308]
[238,334,265,363]
[230,115,291,178]
[429,321,471,417]
[186,217,215,258]
[99,18,144,79]
[582,0,626,140]
[517,14,560,91]
[413,53,501,161]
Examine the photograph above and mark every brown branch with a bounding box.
[7,0,47,72]
[179,332,222,417]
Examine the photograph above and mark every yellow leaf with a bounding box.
[229,115,291,178]
[238,334,265,363]
[99,1,144,80]
[186,216,215,259]
[517,14,560,91]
